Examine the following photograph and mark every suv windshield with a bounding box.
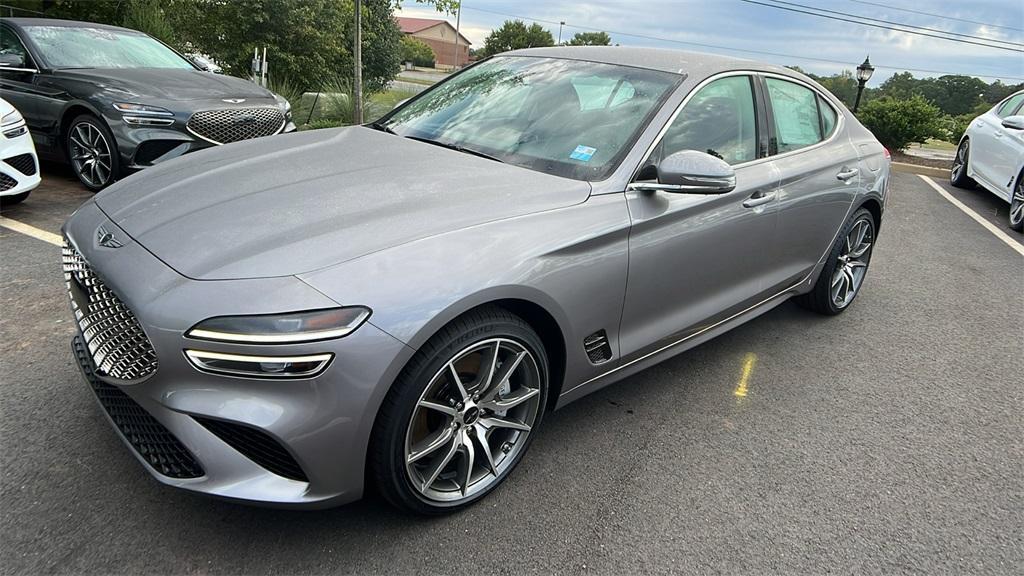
[381,56,680,181]
[22,25,193,69]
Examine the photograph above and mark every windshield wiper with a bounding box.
[367,121,396,135]
[403,135,504,164]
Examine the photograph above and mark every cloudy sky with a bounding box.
[396,0,1024,86]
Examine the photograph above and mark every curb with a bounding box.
[892,162,948,178]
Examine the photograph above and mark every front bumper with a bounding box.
[0,127,41,197]
[64,201,412,508]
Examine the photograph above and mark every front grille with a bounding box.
[0,172,15,191]
[62,239,158,381]
[187,107,285,145]
[74,336,204,479]
[194,416,308,482]
[3,153,36,176]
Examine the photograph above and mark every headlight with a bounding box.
[184,350,334,379]
[112,102,174,117]
[1,109,24,127]
[274,95,292,113]
[186,307,371,344]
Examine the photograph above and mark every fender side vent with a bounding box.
[584,330,612,364]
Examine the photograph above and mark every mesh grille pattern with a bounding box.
[0,172,15,191]
[187,107,285,144]
[3,153,36,176]
[74,336,203,479]
[63,239,158,381]
[194,416,309,482]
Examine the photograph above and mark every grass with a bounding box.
[919,138,956,151]
[394,75,436,86]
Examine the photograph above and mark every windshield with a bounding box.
[380,56,680,181]
[23,25,193,69]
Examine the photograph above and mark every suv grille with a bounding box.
[0,172,15,191]
[62,239,158,381]
[187,107,285,145]
[74,336,203,479]
[3,153,36,176]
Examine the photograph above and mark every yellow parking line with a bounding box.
[0,216,62,247]
[918,175,1024,258]
[734,353,757,398]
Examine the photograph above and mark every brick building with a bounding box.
[396,17,472,70]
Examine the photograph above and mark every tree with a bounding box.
[400,36,435,67]
[566,31,611,46]
[857,95,942,151]
[481,20,554,57]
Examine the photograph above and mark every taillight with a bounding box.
[883,147,891,160]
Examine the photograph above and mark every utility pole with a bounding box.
[353,0,363,124]
[558,21,565,44]
[452,3,462,69]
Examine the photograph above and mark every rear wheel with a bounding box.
[950,139,975,188]
[370,306,548,515]
[1010,175,1023,232]
[797,208,876,315]
[67,114,119,192]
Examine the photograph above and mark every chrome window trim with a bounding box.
[0,66,39,73]
[629,69,846,183]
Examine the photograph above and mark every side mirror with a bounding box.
[0,53,27,69]
[1001,115,1024,131]
[632,150,736,194]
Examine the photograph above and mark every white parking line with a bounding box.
[918,175,1024,258]
[0,216,62,247]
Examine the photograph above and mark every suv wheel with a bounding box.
[67,114,119,191]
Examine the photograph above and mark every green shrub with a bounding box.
[400,36,435,68]
[939,113,975,144]
[857,95,943,151]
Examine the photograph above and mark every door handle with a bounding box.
[836,168,859,181]
[742,190,776,208]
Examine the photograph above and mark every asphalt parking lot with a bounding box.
[1,165,1021,575]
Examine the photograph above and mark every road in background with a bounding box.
[1,171,1021,575]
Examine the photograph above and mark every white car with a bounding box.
[952,90,1024,232]
[0,97,40,205]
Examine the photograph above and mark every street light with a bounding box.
[853,55,874,113]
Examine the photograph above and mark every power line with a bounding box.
[462,5,1024,82]
[766,0,1023,48]
[738,0,1023,53]
[849,0,1024,34]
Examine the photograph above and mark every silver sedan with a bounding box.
[62,47,890,514]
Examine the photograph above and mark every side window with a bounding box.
[996,93,1024,118]
[652,75,758,167]
[766,78,822,153]
[818,95,837,137]
[0,26,32,67]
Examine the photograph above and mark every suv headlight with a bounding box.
[186,307,371,344]
[113,102,174,116]
[1,109,24,127]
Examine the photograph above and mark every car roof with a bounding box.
[2,17,140,34]
[505,46,797,78]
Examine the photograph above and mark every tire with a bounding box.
[0,191,29,206]
[796,208,876,315]
[369,306,548,515]
[67,114,119,192]
[950,138,975,188]
[1010,174,1024,233]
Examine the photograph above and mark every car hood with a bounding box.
[94,127,592,280]
[51,68,274,102]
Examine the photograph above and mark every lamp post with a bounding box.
[853,55,874,113]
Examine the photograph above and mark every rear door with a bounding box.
[972,93,1024,191]
[986,96,1024,200]
[762,76,861,286]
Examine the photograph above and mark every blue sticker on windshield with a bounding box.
[570,145,597,162]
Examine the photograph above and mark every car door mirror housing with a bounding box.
[632,150,736,194]
[0,53,27,69]
[1001,115,1024,130]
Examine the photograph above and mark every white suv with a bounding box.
[952,90,1024,232]
[0,97,40,206]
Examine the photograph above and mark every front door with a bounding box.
[619,74,781,359]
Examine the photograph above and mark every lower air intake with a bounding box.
[193,416,309,482]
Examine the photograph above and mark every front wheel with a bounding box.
[797,208,876,315]
[370,306,548,515]
[67,114,119,192]
[950,139,975,189]
[1010,175,1023,233]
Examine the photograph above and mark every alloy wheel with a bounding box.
[405,337,542,503]
[951,141,967,182]
[69,122,113,188]
[830,216,874,309]
[1011,179,1024,229]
